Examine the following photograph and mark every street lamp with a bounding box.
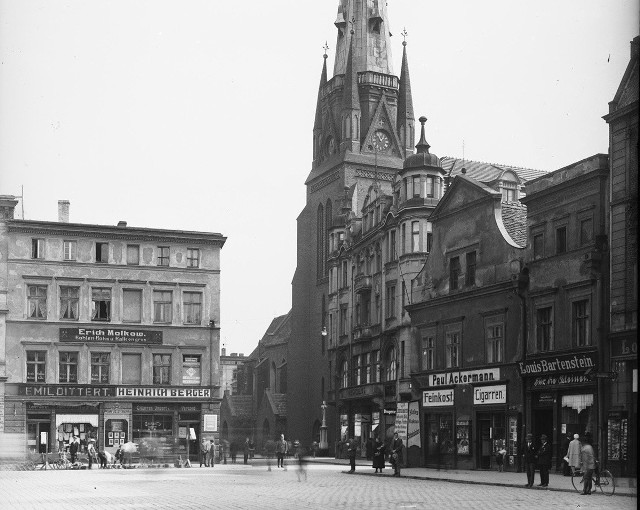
[319,401,328,452]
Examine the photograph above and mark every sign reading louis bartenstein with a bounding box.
[429,368,500,387]
[60,328,162,344]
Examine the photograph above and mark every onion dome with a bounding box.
[403,116,442,170]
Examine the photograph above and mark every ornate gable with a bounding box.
[362,95,403,158]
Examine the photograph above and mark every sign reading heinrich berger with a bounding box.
[60,328,162,344]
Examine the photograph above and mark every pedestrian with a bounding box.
[567,433,581,475]
[537,434,552,487]
[346,439,357,473]
[200,438,210,467]
[243,437,251,465]
[276,433,288,468]
[372,436,385,474]
[580,435,595,495]
[265,440,275,471]
[522,433,537,487]
[495,445,506,472]
[208,440,215,467]
[115,446,123,466]
[390,432,404,476]
[69,436,79,464]
[297,447,308,482]
[249,438,255,459]
[87,439,97,469]
[230,441,237,463]
[97,447,108,469]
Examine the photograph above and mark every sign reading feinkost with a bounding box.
[423,389,454,406]
[474,385,507,405]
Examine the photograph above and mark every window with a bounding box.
[157,246,170,266]
[372,350,380,383]
[364,353,371,384]
[26,351,46,383]
[386,285,396,318]
[426,222,433,253]
[466,251,476,287]
[183,292,202,324]
[536,306,553,351]
[533,233,544,260]
[486,315,504,363]
[426,176,435,198]
[182,355,201,385]
[401,224,406,255]
[187,248,200,268]
[60,286,79,320]
[412,221,420,252]
[126,245,140,265]
[374,294,380,324]
[353,355,362,385]
[91,288,111,321]
[389,230,397,261]
[32,238,44,259]
[445,324,461,368]
[556,226,567,254]
[401,281,406,315]
[59,352,78,383]
[63,240,77,261]
[580,218,593,246]
[341,260,348,288]
[572,300,590,347]
[413,176,421,197]
[122,289,142,323]
[122,353,142,384]
[502,183,518,202]
[340,306,348,335]
[385,346,397,381]
[153,290,173,323]
[27,285,47,319]
[153,354,171,385]
[95,242,108,263]
[91,353,110,384]
[421,330,436,370]
[449,257,460,290]
[340,360,349,388]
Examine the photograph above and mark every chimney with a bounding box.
[117,221,127,227]
[221,347,226,356]
[58,200,70,223]
[0,195,19,220]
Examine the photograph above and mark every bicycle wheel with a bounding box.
[598,470,615,496]
[571,472,583,492]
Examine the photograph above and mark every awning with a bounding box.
[55,414,99,427]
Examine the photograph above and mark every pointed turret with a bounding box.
[340,29,361,153]
[313,49,329,163]
[397,37,415,157]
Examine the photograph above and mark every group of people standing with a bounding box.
[347,432,404,477]
[566,433,597,495]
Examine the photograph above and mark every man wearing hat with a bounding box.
[522,433,537,487]
[69,436,80,464]
[537,434,552,487]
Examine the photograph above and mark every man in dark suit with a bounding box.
[537,434,552,487]
[522,433,537,487]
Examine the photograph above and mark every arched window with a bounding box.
[340,359,349,388]
[385,345,397,382]
[317,203,324,278]
[270,361,276,390]
[325,200,333,275]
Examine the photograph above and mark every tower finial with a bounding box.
[402,27,408,46]
[415,116,431,153]
[349,16,356,35]
[323,41,329,59]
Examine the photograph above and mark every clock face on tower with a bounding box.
[372,130,391,151]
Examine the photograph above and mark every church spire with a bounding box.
[397,29,415,157]
[313,45,329,162]
[340,22,361,153]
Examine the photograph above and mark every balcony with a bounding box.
[352,323,381,341]
[354,274,372,294]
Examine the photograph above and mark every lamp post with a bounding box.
[319,401,328,452]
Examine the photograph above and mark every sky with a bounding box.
[0,0,638,357]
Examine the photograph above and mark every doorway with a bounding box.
[478,417,492,469]
[533,408,554,443]
[28,421,50,454]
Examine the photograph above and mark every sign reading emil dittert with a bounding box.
[60,328,162,344]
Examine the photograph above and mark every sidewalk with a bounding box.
[303,456,637,497]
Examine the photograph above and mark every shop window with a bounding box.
[536,306,553,352]
[421,328,435,371]
[122,289,142,323]
[187,248,200,268]
[26,351,46,383]
[60,286,79,320]
[449,257,460,290]
[153,290,173,323]
[340,359,349,388]
[126,244,140,265]
[56,419,98,453]
[485,315,504,363]
[59,352,78,383]
[183,292,202,324]
[466,251,476,287]
[533,233,544,260]
[153,354,171,385]
[32,238,44,259]
[580,218,593,246]
[91,287,111,322]
[445,323,461,368]
[95,242,109,263]
[561,394,594,438]
[91,352,110,384]
[122,353,142,384]
[182,354,201,385]
[27,285,47,319]
[133,414,173,458]
[63,240,77,261]
[157,246,170,266]
[572,299,590,347]
[555,226,567,254]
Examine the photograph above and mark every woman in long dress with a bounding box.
[372,437,385,473]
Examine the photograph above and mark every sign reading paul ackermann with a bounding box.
[60,328,162,344]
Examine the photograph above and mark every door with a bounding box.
[478,417,491,469]
[533,409,553,444]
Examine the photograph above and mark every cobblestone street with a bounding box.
[0,464,635,510]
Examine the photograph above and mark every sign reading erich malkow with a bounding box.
[60,328,162,344]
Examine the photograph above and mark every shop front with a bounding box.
[335,384,384,459]
[520,350,599,471]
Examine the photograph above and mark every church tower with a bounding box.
[289,0,415,447]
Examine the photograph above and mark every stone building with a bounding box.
[219,348,246,396]
[603,36,638,477]
[0,198,225,462]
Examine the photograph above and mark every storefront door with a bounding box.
[533,408,554,442]
[27,421,50,454]
[478,417,491,469]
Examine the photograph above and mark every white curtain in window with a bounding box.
[561,394,594,413]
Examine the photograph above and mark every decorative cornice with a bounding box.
[7,258,221,274]
[309,171,341,193]
[355,169,394,182]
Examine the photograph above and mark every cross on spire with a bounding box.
[349,16,356,34]
[401,27,408,45]
[323,41,329,57]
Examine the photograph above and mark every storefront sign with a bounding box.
[117,387,210,399]
[518,352,597,376]
[422,389,454,406]
[60,328,162,344]
[395,403,409,441]
[611,337,637,358]
[407,401,421,448]
[383,409,396,415]
[473,384,507,405]
[203,414,218,432]
[531,373,591,388]
[134,404,172,413]
[429,368,500,387]
[19,385,115,397]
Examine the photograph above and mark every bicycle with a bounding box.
[571,463,615,496]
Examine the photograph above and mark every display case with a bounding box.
[456,419,471,455]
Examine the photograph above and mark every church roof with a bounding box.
[266,391,288,417]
